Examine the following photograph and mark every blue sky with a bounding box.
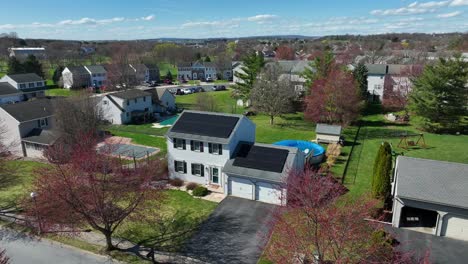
[1,0,467,40]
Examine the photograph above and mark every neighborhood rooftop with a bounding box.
[395,156,468,209]
[0,98,54,122]
[169,111,242,139]
[0,82,20,96]
[67,66,89,75]
[109,89,151,100]
[22,128,61,145]
[232,144,289,173]
[85,65,107,74]
[7,73,43,83]
[316,123,342,136]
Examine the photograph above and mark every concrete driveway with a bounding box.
[183,197,275,264]
[390,227,468,264]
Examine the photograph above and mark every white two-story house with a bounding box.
[177,61,231,81]
[166,111,304,205]
[98,89,153,125]
[0,73,46,104]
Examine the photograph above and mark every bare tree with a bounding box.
[250,63,295,125]
[195,93,218,112]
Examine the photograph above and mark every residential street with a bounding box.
[0,227,117,264]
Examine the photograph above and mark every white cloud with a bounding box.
[370,1,453,16]
[141,15,155,21]
[58,17,125,26]
[450,0,468,6]
[247,14,278,24]
[437,10,463,17]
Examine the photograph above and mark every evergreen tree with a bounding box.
[23,55,44,77]
[372,142,393,199]
[409,55,468,133]
[302,50,335,93]
[353,63,368,98]
[165,70,173,81]
[7,56,23,75]
[204,56,211,62]
[232,52,265,100]
[52,65,65,84]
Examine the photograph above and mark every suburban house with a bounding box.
[177,61,232,81]
[8,47,46,60]
[166,111,305,205]
[143,88,176,114]
[0,73,46,103]
[365,64,419,101]
[98,89,153,125]
[274,60,313,94]
[315,124,342,144]
[391,156,468,241]
[62,66,91,89]
[0,98,59,159]
[129,64,150,83]
[85,65,107,88]
[144,64,161,82]
[232,61,245,84]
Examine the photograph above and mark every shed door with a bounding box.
[229,177,253,200]
[256,182,282,205]
[443,215,468,241]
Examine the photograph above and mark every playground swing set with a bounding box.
[397,133,427,149]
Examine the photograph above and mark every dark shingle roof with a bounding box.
[7,73,43,83]
[0,82,20,96]
[0,98,54,122]
[110,89,151,100]
[365,64,388,75]
[22,128,61,145]
[316,123,342,136]
[395,156,468,209]
[85,65,107,74]
[232,144,289,173]
[169,111,240,139]
[66,66,89,75]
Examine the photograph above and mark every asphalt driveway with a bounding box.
[183,196,275,264]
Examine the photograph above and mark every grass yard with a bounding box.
[107,130,168,155]
[45,88,76,97]
[176,90,244,114]
[158,62,178,77]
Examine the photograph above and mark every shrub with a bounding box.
[192,186,209,197]
[372,142,393,199]
[186,182,199,191]
[169,178,184,187]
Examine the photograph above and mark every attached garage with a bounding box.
[443,215,468,241]
[228,176,283,205]
[229,177,253,200]
[256,182,282,205]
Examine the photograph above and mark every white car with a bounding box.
[182,88,193,94]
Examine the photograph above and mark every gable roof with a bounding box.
[0,98,54,122]
[365,64,388,75]
[22,128,61,145]
[6,73,43,83]
[0,82,21,96]
[395,156,468,209]
[129,64,148,73]
[66,66,89,75]
[109,89,151,100]
[85,65,107,74]
[316,123,342,136]
[143,88,173,103]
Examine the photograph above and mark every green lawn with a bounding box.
[176,90,243,114]
[158,62,178,77]
[107,130,168,155]
[45,88,76,97]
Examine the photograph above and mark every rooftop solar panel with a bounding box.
[171,112,240,138]
[233,144,289,173]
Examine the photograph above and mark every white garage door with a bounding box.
[256,182,282,205]
[229,177,253,200]
[443,215,468,241]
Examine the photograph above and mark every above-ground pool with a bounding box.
[274,140,325,164]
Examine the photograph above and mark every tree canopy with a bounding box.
[232,52,265,100]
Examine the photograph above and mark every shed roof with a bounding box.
[316,123,342,136]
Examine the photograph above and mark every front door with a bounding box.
[211,167,220,185]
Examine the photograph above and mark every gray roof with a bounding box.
[66,66,89,75]
[109,89,151,100]
[269,60,313,74]
[316,123,342,136]
[0,98,54,122]
[7,73,43,83]
[223,143,301,183]
[85,65,107,74]
[22,128,61,145]
[395,156,468,209]
[0,82,21,96]
[130,64,148,73]
[365,64,388,75]
[144,88,173,103]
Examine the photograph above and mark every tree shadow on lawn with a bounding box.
[362,127,415,140]
[362,120,411,128]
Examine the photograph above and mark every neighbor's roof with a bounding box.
[85,65,107,74]
[0,98,54,122]
[167,110,250,144]
[66,66,89,75]
[143,88,173,103]
[0,82,21,96]
[130,64,148,72]
[395,156,468,210]
[22,128,61,145]
[109,89,151,100]
[270,60,313,74]
[316,123,342,136]
[365,64,388,75]
[6,73,43,83]
[223,143,301,183]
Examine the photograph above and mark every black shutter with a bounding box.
[173,138,177,149]
[190,140,194,151]
[218,144,223,155]
[182,139,186,150]
[208,143,213,153]
[183,162,187,173]
[174,160,177,172]
[191,163,195,175]
[201,165,204,176]
[200,142,204,152]
[37,120,40,127]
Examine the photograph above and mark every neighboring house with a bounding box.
[62,66,91,89]
[103,64,137,87]
[0,82,22,104]
[365,64,418,101]
[177,61,231,81]
[0,73,46,101]
[0,98,59,158]
[129,64,150,83]
[274,60,313,94]
[85,65,107,88]
[144,64,160,82]
[365,64,387,100]
[8,47,46,60]
[166,111,305,205]
[98,89,152,125]
[315,124,342,144]
[392,156,468,241]
[143,88,176,113]
[80,46,96,55]
[232,61,245,84]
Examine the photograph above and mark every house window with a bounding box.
[103,100,108,105]
[19,84,26,89]
[126,112,130,117]
[126,100,130,106]
[36,82,43,87]
[37,118,48,128]
[174,138,186,150]
[28,83,35,88]
[134,98,137,103]
[191,163,204,176]
[208,143,222,155]
[174,160,187,174]
[374,84,382,90]
[143,96,146,102]
[190,140,203,152]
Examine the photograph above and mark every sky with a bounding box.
[0,0,467,40]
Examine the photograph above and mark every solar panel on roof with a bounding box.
[171,112,240,138]
[233,144,289,173]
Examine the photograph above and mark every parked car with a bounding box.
[190,87,198,93]
[213,85,226,91]
[175,89,184,95]
[182,88,193,94]
[195,86,204,92]
[206,77,213,82]
[164,79,173,84]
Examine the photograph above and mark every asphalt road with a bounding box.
[183,197,275,264]
[0,228,117,264]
